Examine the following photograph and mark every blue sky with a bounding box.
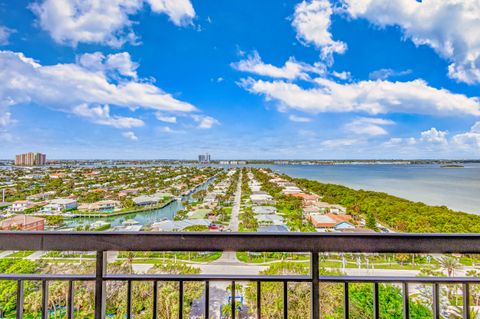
[0,0,480,159]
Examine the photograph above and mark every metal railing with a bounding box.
[1,232,480,319]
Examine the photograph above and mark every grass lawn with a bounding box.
[236,252,309,263]
[6,250,34,258]
[119,251,222,263]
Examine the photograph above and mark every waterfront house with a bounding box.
[133,193,164,206]
[0,215,45,230]
[41,198,77,214]
[78,200,120,213]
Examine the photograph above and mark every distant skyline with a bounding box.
[1,0,480,159]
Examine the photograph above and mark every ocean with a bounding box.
[263,164,480,215]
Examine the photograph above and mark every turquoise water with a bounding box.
[265,164,480,215]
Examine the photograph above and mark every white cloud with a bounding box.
[77,52,138,79]
[73,104,144,128]
[0,50,197,128]
[146,0,195,25]
[384,137,416,147]
[289,114,313,122]
[292,0,346,62]
[161,126,172,133]
[0,26,14,45]
[155,112,177,123]
[453,122,480,149]
[0,109,12,127]
[321,138,363,148]
[420,127,448,144]
[240,77,480,116]
[30,0,195,47]
[331,71,350,80]
[232,51,324,80]
[191,115,219,129]
[0,107,13,142]
[345,117,394,136]
[122,131,138,140]
[343,0,480,84]
[369,68,412,80]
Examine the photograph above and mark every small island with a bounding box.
[440,164,464,168]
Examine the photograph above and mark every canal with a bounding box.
[62,177,215,230]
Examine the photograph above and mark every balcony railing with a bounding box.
[1,232,480,319]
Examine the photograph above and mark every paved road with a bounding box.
[189,284,228,319]
[227,170,242,232]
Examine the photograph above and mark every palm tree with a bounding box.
[440,256,462,277]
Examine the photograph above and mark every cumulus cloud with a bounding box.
[0,50,197,129]
[30,0,195,47]
[331,71,350,80]
[384,128,448,149]
[191,115,219,129]
[289,115,313,122]
[0,25,14,45]
[292,0,346,63]
[77,52,138,79]
[240,77,480,116]
[122,131,138,140]
[73,104,144,128]
[385,123,480,154]
[343,0,480,84]
[345,117,394,136]
[420,128,448,144]
[155,112,177,123]
[231,51,324,80]
[369,68,412,80]
[453,122,480,149]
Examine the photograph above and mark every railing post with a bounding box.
[373,282,379,319]
[231,281,236,319]
[257,281,261,319]
[204,281,209,319]
[433,283,440,319]
[463,283,470,319]
[67,281,74,319]
[153,281,158,319]
[16,280,23,319]
[402,282,409,319]
[311,252,319,319]
[42,280,48,319]
[95,251,107,319]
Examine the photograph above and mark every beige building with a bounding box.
[15,153,46,166]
